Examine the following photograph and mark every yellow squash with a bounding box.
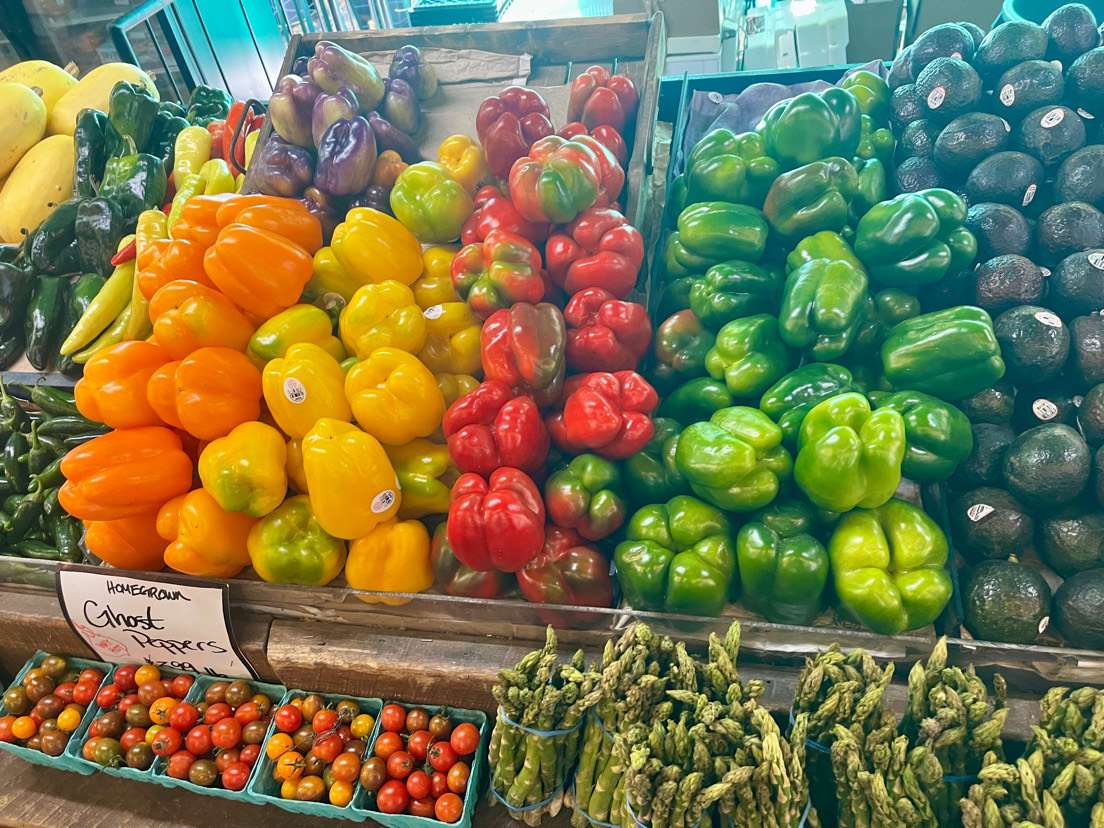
[0,133,75,243]
[49,62,157,136]
[0,61,76,121]
[0,83,46,179]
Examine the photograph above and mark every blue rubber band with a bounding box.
[942,773,980,784]
[624,792,701,828]
[789,710,831,755]
[593,709,616,742]
[490,780,566,812]
[570,780,619,828]
[798,798,813,828]
[499,706,585,738]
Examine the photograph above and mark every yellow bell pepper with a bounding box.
[248,304,345,366]
[307,246,367,308]
[436,373,481,409]
[385,439,456,519]
[302,417,401,540]
[263,342,353,438]
[286,438,309,494]
[346,518,433,605]
[331,207,423,287]
[157,488,258,578]
[412,246,462,309]
[339,280,426,359]
[345,348,445,446]
[417,301,483,376]
[198,421,288,518]
[247,494,347,587]
[437,134,490,196]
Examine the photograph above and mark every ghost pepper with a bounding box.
[447,467,545,572]
[442,380,550,477]
[480,302,566,408]
[548,371,658,460]
[544,207,644,299]
[451,229,545,320]
[563,287,651,373]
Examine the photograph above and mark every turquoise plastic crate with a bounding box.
[1,650,112,776]
[149,673,287,802]
[246,688,382,821]
[353,702,488,828]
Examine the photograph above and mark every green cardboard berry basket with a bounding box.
[352,701,488,828]
[149,672,287,801]
[64,663,206,783]
[2,649,112,775]
[246,688,382,821]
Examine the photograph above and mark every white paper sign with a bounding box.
[57,565,255,678]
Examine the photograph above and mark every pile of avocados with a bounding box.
[892,5,1104,651]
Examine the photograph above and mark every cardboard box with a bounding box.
[613,0,720,39]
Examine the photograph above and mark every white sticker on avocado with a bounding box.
[1035,310,1063,327]
[1023,184,1038,206]
[423,304,444,320]
[371,490,396,513]
[1052,60,1065,71]
[1040,266,1052,277]
[283,378,307,404]
[1079,108,1095,119]
[1000,84,1016,106]
[952,51,963,60]
[1090,252,1104,270]
[1075,396,1085,406]
[927,86,946,109]
[967,504,996,521]
[708,91,723,104]
[1041,108,1065,128]
[1002,119,1012,131]
[1033,399,1060,420]
[1039,615,1051,635]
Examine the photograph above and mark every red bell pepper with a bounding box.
[447,467,546,572]
[451,229,546,320]
[480,302,566,408]
[431,523,513,599]
[567,66,640,134]
[460,184,549,246]
[547,370,658,460]
[475,86,554,180]
[559,123,629,168]
[564,287,652,373]
[571,134,624,208]
[544,206,644,299]
[516,525,614,628]
[442,380,550,477]
[508,135,603,224]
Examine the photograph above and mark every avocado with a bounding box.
[951,486,1035,562]
[916,267,974,311]
[1040,502,1104,576]
[1049,249,1104,319]
[933,113,1012,177]
[1044,3,1100,66]
[995,304,1071,385]
[963,559,1052,645]
[1069,314,1104,390]
[1003,423,1091,508]
[1080,383,1104,444]
[1055,145,1104,207]
[1053,567,1104,649]
[893,156,943,194]
[951,423,1016,489]
[975,21,1050,81]
[957,377,1016,424]
[1095,444,1104,504]
[994,61,1065,123]
[964,203,1032,259]
[956,21,987,51]
[973,254,1045,314]
[910,24,977,78]
[889,43,916,89]
[1035,202,1104,269]
[1011,378,1081,432]
[890,85,923,132]
[897,119,943,164]
[1016,105,1087,167]
[1066,47,1104,118]
[915,58,982,125]
[965,152,1046,209]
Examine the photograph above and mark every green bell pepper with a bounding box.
[856,115,894,165]
[842,71,891,126]
[705,313,795,399]
[854,188,977,287]
[656,276,695,321]
[758,87,862,170]
[657,377,734,425]
[621,418,689,508]
[786,230,865,275]
[737,519,829,625]
[248,494,348,586]
[760,363,864,447]
[667,175,688,224]
[850,158,887,222]
[671,406,792,512]
[107,81,161,157]
[794,392,906,513]
[848,288,921,364]
[662,233,697,280]
[689,260,783,331]
[185,85,234,127]
[390,161,474,244]
[778,258,868,362]
[99,136,169,224]
[676,202,769,264]
[544,453,627,541]
[869,390,973,482]
[75,197,127,277]
[72,108,113,199]
[763,156,859,240]
[881,306,1005,400]
[751,497,820,538]
[649,309,715,396]
[146,105,189,170]
[614,495,737,616]
[675,128,781,210]
[829,497,952,635]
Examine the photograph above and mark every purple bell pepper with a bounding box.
[269,74,321,148]
[389,45,438,100]
[382,77,421,135]
[252,134,315,197]
[314,116,377,197]
[308,40,385,113]
[366,111,421,163]
[312,86,360,147]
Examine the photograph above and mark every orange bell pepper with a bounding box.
[214,194,278,225]
[168,220,219,249]
[215,197,323,254]
[149,280,256,359]
[74,341,171,428]
[204,224,313,319]
[83,511,166,571]
[59,426,194,521]
[158,488,258,578]
[174,346,263,441]
[138,238,216,301]
[145,360,184,429]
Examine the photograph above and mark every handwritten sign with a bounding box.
[56,565,255,679]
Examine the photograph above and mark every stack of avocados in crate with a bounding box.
[892,5,1104,652]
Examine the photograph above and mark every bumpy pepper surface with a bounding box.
[447,467,546,572]
[346,517,434,605]
[649,310,715,396]
[517,525,614,627]
[158,488,257,579]
[417,301,483,376]
[451,229,545,320]
[657,377,734,426]
[544,453,627,541]
[480,302,566,408]
[247,494,347,586]
[475,86,554,180]
[198,421,288,518]
[263,342,353,439]
[621,417,689,508]
[544,207,644,299]
[431,523,512,599]
[689,260,783,331]
[676,202,769,265]
[151,280,256,360]
[250,303,344,364]
[705,314,795,399]
[389,161,474,244]
[442,380,549,477]
[345,347,445,445]
[671,129,781,211]
[548,370,658,460]
[384,438,456,520]
[563,287,651,374]
[737,519,828,626]
[763,156,859,240]
[339,279,426,358]
[508,135,603,224]
[758,87,862,169]
[869,390,973,482]
[330,207,423,287]
[779,258,868,362]
[760,363,865,447]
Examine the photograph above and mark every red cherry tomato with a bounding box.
[161,679,175,698]
[211,717,242,750]
[407,729,433,762]
[80,669,105,686]
[239,743,260,767]
[406,769,431,799]
[436,792,464,823]
[172,675,194,699]
[450,722,480,756]
[166,749,196,780]
[377,779,409,814]
[274,704,302,733]
[312,708,338,734]
[448,761,471,794]
[430,770,449,799]
[117,695,140,716]
[374,731,403,760]
[380,704,407,733]
[72,681,98,707]
[204,702,232,725]
[234,702,261,726]
[429,741,458,773]
[216,747,241,772]
[113,666,138,693]
[408,796,436,817]
[120,727,146,750]
[221,761,251,791]
[387,750,414,780]
[96,685,122,709]
[313,733,343,764]
[168,702,199,732]
[336,725,353,744]
[151,726,183,757]
[185,724,213,755]
[54,683,75,704]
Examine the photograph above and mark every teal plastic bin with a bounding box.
[999,0,1104,24]
[1,650,112,775]
[353,702,488,828]
[246,688,382,821]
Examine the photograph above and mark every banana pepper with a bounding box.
[345,348,445,446]
[158,488,258,578]
[247,494,347,586]
[263,342,353,438]
[346,518,433,605]
[199,421,288,517]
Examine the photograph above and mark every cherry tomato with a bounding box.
[330,752,361,783]
[436,792,464,823]
[242,720,268,745]
[267,733,294,760]
[360,756,388,792]
[83,736,101,761]
[387,750,414,780]
[11,716,36,740]
[448,761,471,794]
[336,725,353,744]
[160,678,175,699]
[53,683,75,704]
[344,739,367,759]
[72,681,98,707]
[350,714,375,740]
[430,770,449,799]
[120,727,147,751]
[296,775,326,802]
[429,712,453,741]
[335,699,360,723]
[224,680,253,709]
[409,796,436,818]
[96,711,125,739]
[172,674,195,699]
[240,743,260,767]
[313,733,343,764]
[329,779,355,807]
[303,751,326,778]
[406,707,429,733]
[377,779,410,814]
[93,737,122,767]
[205,682,228,705]
[148,697,177,726]
[216,747,241,772]
[113,666,138,693]
[300,694,325,722]
[250,694,272,717]
[169,702,199,732]
[407,729,433,761]
[137,681,166,707]
[211,717,242,750]
[125,703,152,729]
[280,778,299,800]
[134,665,161,686]
[145,724,164,744]
[34,695,64,720]
[406,769,431,799]
[380,704,407,733]
[429,741,458,773]
[222,761,251,791]
[126,742,154,770]
[274,704,302,733]
[0,716,14,743]
[117,695,140,716]
[96,685,122,710]
[205,702,232,725]
[189,758,219,787]
[234,701,261,726]
[167,749,197,780]
[291,724,315,753]
[40,730,68,757]
[312,708,338,734]
[79,668,104,686]
[276,750,305,781]
[374,730,403,760]
[28,708,44,727]
[151,726,183,757]
[451,722,480,756]
[185,724,213,755]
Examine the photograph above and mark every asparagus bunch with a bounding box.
[792,643,897,748]
[959,750,1068,828]
[489,627,601,825]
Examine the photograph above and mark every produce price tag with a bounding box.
[56,564,256,678]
